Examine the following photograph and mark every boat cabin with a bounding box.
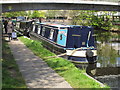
[32,23,95,49]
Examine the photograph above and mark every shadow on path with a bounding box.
[8,39,72,88]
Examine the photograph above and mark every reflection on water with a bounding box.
[95,30,120,67]
[94,31,120,88]
[116,57,120,66]
[76,31,120,89]
[95,75,120,89]
[76,63,120,89]
[97,42,120,67]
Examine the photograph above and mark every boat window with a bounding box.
[53,29,58,42]
[60,34,62,40]
[16,22,20,28]
[33,25,35,32]
[42,27,45,36]
[49,29,54,39]
[37,25,41,34]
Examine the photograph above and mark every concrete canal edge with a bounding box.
[83,73,106,87]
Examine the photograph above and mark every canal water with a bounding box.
[76,31,120,89]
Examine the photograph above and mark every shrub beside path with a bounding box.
[8,39,72,88]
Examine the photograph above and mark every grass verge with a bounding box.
[2,39,27,88]
[19,36,110,88]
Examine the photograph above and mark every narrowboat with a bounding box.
[30,22,97,63]
[16,20,33,37]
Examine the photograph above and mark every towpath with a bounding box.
[6,37,72,88]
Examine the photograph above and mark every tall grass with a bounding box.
[2,39,27,88]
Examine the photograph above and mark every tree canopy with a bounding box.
[2,10,116,30]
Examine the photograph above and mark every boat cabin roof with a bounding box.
[35,22,93,29]
[36,22,69,28]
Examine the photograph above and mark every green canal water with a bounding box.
[76,30,120,89]
[95,31,120,89]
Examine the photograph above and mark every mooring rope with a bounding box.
[44,48,83,59]
[44,53,67,59]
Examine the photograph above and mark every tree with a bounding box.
[31,10,45,18]
[45,10,59,19]
[90,11,114,30]
[2,11,27,17]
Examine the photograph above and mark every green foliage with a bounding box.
[3,11,27,17]
[112,25,120,31]
[91,15,112,30]
[95,30,112,43]
[2,39,27,88]
[69,10,94,25]
[45,10,55,18]
[31,11,45,18]
[2,10,46,18]
[69,10,113,30]
[19,36,109,88]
